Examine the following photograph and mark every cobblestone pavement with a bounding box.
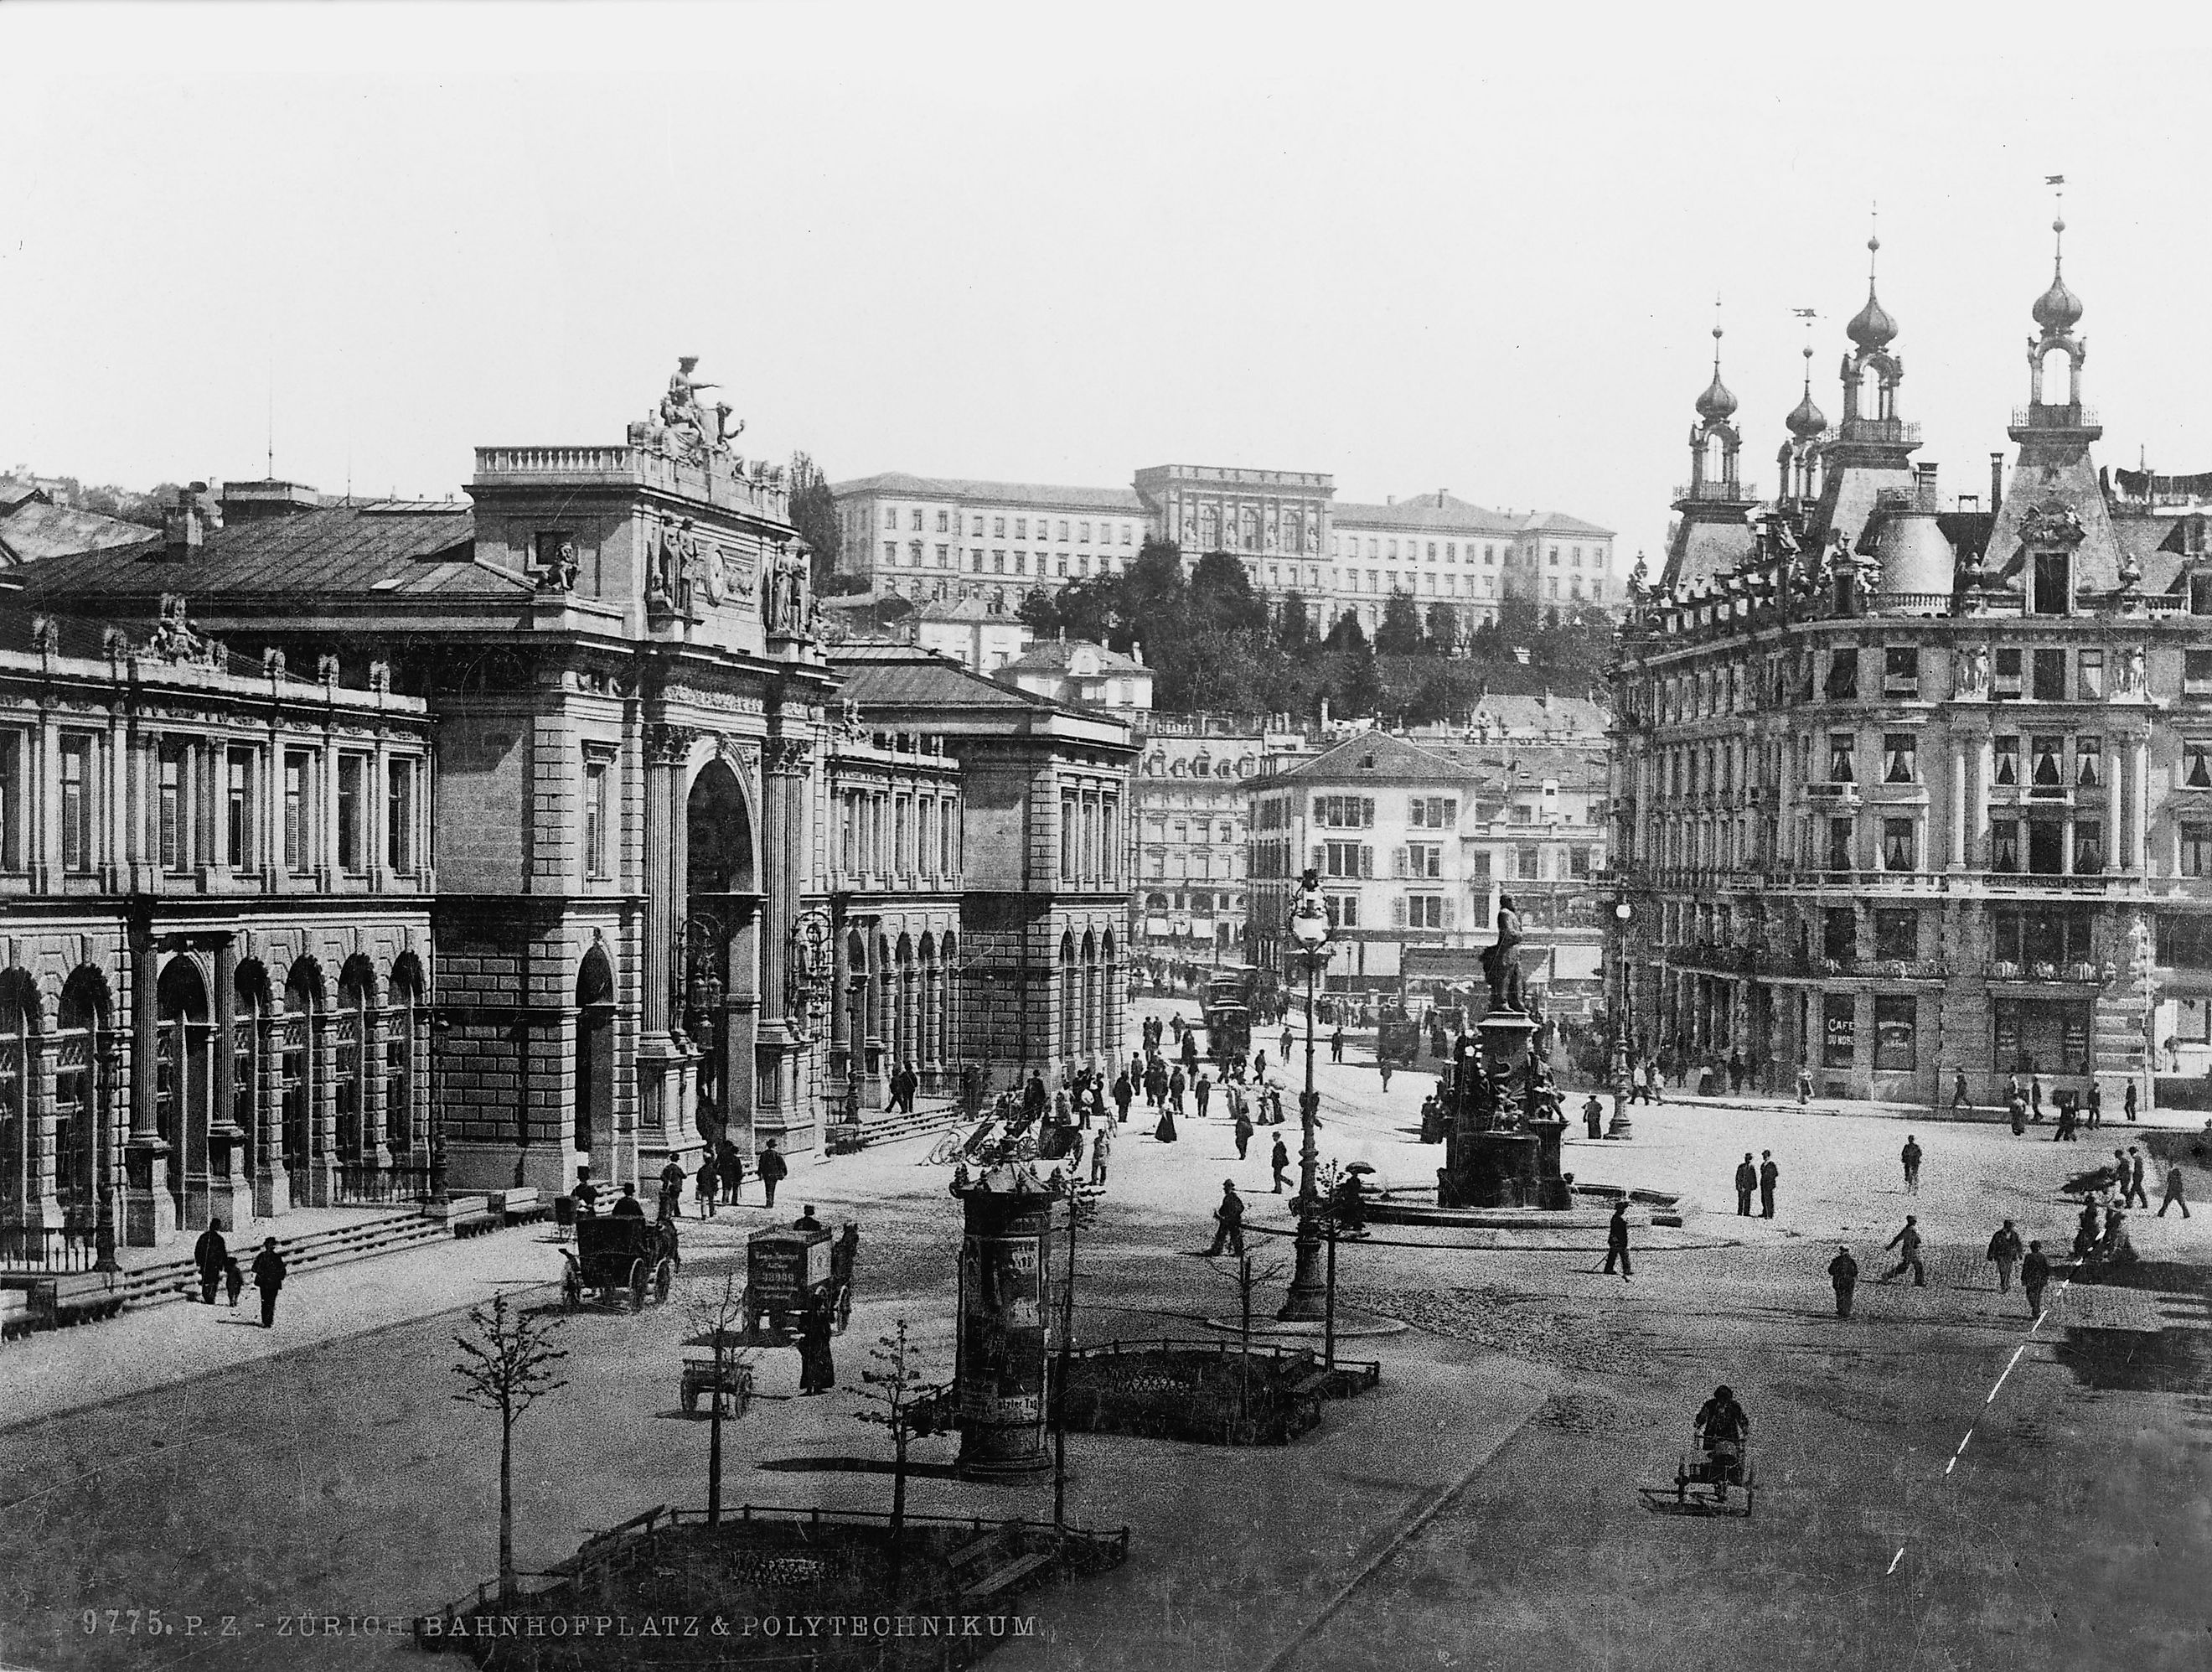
[2,997,2207,1670]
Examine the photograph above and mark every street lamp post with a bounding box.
[1607,899,1635,1140]
[1278,871,1332,1323]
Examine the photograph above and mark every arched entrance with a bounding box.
[156,957,213,1216]
[232,960,271,1191]
[281,958,323,1204]
[335,955,378,1180]
[685,758,756,1147]
[574,946,616,1163]
[55,966,111,1227]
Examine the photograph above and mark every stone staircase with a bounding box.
[842,1097,968,1152]
[1,1207,450,1338]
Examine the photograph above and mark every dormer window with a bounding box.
[2032,549,2071,616]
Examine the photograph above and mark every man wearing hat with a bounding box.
[249,1237,287,1329]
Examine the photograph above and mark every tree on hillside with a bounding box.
[1320,609,1368,655]
[1336,639,1384,717]
[1277,591,1314,653]
[788,453,844,593]
[1186,551,1269,637]
[1374,590,1426,656]
[1425,603,1460,656]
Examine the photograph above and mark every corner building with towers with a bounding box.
[1609,215,2212,1106]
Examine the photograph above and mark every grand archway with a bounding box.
[156,957,213,1217]
[574,945,616,1165]
[685,758,757,1147]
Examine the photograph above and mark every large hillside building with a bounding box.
[1610,218,2212,1105]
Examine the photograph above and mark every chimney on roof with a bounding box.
[1990,453,2005,512]
[1386,495,1395,506]
[161,483,209,562]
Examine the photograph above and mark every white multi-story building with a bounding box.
[1246,730,1610,1009]
[830,465,1616,641]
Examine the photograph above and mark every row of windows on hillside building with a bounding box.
[1654,642,2142,725]
[871,508,1140,546]
[0,731,423,882]
[1250,836,1599,882]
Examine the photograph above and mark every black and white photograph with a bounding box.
[2,3,2209,1668]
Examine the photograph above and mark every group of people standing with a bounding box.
[570,1137,792,1227]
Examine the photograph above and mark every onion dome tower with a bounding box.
[1804,213,1922,556]
[1662,302,1760,592]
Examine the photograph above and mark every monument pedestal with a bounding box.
[1436,1009,1573,1210]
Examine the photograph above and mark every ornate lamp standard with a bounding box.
[1606,898,1635,1140]
[1278,870,1333,1323]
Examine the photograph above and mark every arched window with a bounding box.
[336,959,376,1173]
[0,972,35,1231]
[156,957,212,1213]
[281,960,322,1190]
[388,954,426,1159]
[233,961,271,1185]
[574,947,615,1158]
[55,967,109,1224]
[1058,931,1078,1061]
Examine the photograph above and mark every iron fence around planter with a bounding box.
[332,1162,435,1206]
[0,1224,100,1273]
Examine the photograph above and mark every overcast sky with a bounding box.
[4,3,2209,563]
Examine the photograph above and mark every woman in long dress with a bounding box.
[797,1301,836,1395]
[1155,1100,1178,1143]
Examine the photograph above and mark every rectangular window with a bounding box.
[2189,651,2212,697]
[1995,648,2023,700]
[1405,895,1446,929]
[1325,893,1361,929]
[1313,795,1375,829]
[2184,825,2212,877]
[1469,850,1491,882]
[583,757,610,879]
[1991,818,2020,872]
[1321,841,1372,879]
[1822,994,1857,1068]
[158,746,186,872]
[2031,649,2066,701]
[2032,550,2070,615]
[59,736,93,873]
[2079,650,2105,700]
[1516,845,1540,881]
[2027,820,2064,875]
[1408,796,1458,828]
[1822,908,1857,965]
[1828,732,1856,783]
[0,732,18,872]
[1994,735,2020,787]
[1826,650,1858,701]
[283,752,310,872]
[1883,733,1916,784]
[386,757,417,875]
[935,510,948,533]
[1827,816,1855,872]
[943,798,959,877]
[1569,846,1592,879]
[909,509,923,531]
[1882,817,1915,872]
[1874,908,1917,962]
[2030,736,2064,795]
[1873,995,1917,1071]
[2075,738,2102,789]
[1406,842,1444,878]
[1884,646,1920,698]
[2075,818,2104,874]
[337,755,365,874]
[1061,795,1078,883]
[225,748,253,870]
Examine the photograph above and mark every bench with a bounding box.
[431,1194,497,1239]
[491,1188,550,1229]
[959,1550,1055,1603]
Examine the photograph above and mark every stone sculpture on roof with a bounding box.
[634,356,743,463]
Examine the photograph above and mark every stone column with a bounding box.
[123,940,173,1246]
[2129,733,2152,876]
[638,723,695,1159]
[756,738,813,1142]
[1974,732,1994,870]
[1949,738,1968,872]
[204,936,251,1233]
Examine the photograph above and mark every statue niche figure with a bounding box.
[1480,893,1527,1013]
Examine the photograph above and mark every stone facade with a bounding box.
[1610,223,2204,1105]
[0,606,433,1254]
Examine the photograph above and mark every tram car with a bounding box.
[1202,964,1259,1061]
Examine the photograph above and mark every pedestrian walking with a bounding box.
[2086,1081,2103,1129]
[2126,1147,2150,1208]
[1168,1066,1187,1116]
[194,1219,230,1306]
[2030,1072,2044,1120]
[1986,1219,2023,1293]
[1728,1049,1745,1094]
[720,1141,747,1207]
[1330,1027,1345,1064]
[2159,1162,2190,1218]
[2054,1100,2077,1142]
[2073,1198,2101,1260]
[1584,1094,1605,1140]
[1797,1066,1813,1105]
[2009,1093,2027,1136]
[1113,1070,1134,1124]
[1233,1105,1254,1160]
[757,1139,788,1209]
[1828,1246,1858,1317]
[1281,1026,1295,1063]
[222,1255,245,1309]
[1270,1135,1291,1193]
[1154,1096,1178,1143]
[249,1237,287,1328]
[797,1299,837,1395]
[1629,1060,1651,1105]
[1379,1061,1393,1093]
[1089,1122,1112,1188]
[1207,1180,1246,1256]
[1900,1135,1923,1194]
[1195,1073,1212,1120]
[657,1154,686,1224]
[696,1162,718,1218]
[2124,1079,2138,1122]
[1880,1215,1926,1286]
[1758,1152,1779,1219]
[1734,1153,1757,1217]
[2022,1241,2052,1318]
[1953,1069,1970,1110]
[1603,1199,1632,1279]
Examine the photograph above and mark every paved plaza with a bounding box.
[3,1004,2208,1671]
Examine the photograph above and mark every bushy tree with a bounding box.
[1320,610,1368,655]
[1374,590,1425,656]
[1424,603,1460,656]
[1277,591,1314,653]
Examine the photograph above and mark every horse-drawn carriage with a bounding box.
[561,1215,680,1312]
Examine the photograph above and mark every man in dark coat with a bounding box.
[718,1141,746,1207]
[1331,1026,1345,1064]
[1880,1215,1925,1286]
[757,1140,788,1209]
[657,1155,686,1224]
[610,1183,647,1219]
[2022,1241,2053,1317]
[194,1219,230,1305]
[1758,1152,1780,1219]
[1828,1246,1858,1317]
[1233,1105,1254,1160]
[1900,1135,1923,1194]
[1734,1153,1758,1217]
[1113,1070,1134,1124]
[1603,1199,1632,1279]
[1206,1181,1246,1256]
[797,1301,836,1395]
[2126,1147,2151,1209]
[1583,1094,1605,1140]
[249,1237,287,1329]
[1986,1219,2023,1292]
[1270,1135,1291,1193]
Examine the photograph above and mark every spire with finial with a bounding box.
[1786,312,1827,438]
[1846,205,1899,350]
[1695,296,1738,422]
[2033,176,2083,335]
